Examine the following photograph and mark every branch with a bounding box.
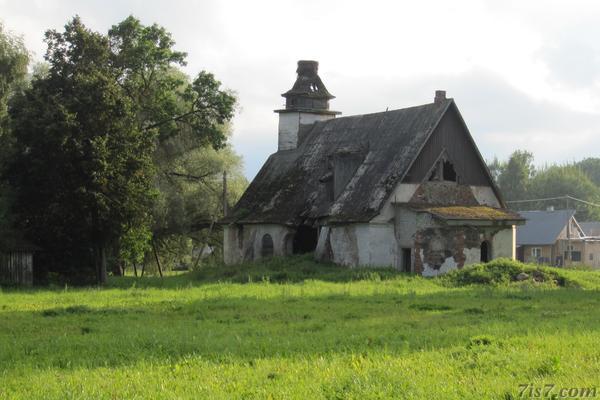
[167,171,212,181]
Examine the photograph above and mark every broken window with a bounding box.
[261,234,274,258]
[443,161,457,181]
[428,154,458,183]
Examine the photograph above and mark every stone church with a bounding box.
[222,60,522,275]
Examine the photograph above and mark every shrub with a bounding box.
[440,258,573,287]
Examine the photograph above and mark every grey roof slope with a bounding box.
[225,99,453,225]
[516,210,575,245]
[579,221,600,237]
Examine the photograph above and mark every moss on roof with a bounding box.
[426,206,521,220]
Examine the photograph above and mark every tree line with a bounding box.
[0,16,247,284]
[489,151,600,221]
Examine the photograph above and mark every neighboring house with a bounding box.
[222,60,523,276]
[516,209,600,268]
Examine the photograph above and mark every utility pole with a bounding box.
[222,170,228,217]
[566,196,571,267]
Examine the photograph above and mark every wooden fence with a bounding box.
[0,252,33,286]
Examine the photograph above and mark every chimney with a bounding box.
[275,60,340,151]
[434,90,447,104]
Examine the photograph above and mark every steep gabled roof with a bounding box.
[516,209,576,245]
[225,99,453,225]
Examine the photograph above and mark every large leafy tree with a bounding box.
[496,150,535,201]
[106,17,237,273]
[9,17,155,283]
[0,23,29,247]
[0,22,28,135]
[7,16,238,283]
[577,158,600,187]
[528,166,600,220]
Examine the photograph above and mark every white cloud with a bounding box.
[2,0,600,178]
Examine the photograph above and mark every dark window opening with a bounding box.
[564,251,582,262]
[443,161,457,182]
[261,234,274,258]
[480,241,490,263]
[293,225,318,254]
[401,248,412,273]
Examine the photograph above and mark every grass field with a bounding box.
[1,256,600,399]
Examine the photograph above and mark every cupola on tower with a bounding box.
[275,60,341,151]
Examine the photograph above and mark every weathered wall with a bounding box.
[583,241,600,268]
[403,105,493,186]
[492,226,515,259]
[316,223,396,267]
[470,186,501,207]
[278,112,335,151]
[393,206,514,276]
[371,182,502,224]
[223,224,295,264]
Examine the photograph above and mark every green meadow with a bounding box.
[1,257,599,399]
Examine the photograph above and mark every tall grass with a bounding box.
[1,257,599,399]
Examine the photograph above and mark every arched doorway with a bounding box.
[293,225,318,254]
[261,234,274,258]
[480,241,491,263]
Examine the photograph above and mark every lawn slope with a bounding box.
[1,257,599,399]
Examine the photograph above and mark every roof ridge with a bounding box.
[314,99,452,124]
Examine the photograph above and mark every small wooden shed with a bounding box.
[0,239,38,286]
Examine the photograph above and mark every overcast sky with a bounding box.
[2,0,600,179]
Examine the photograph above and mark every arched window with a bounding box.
[480,241,491,263]
[261,234,274,258]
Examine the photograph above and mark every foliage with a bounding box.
[7,17,156,283]
[0,23,29,246]
[105,16,239,272]
[4,16,240,282]
[577,157,600,187]
[439,258,573,287]
[1,258,600,398]
[528,165,600,220]
[496,150,535,201]
[490,151,600,220]
[0,22,29,132]
[119,225,152,266]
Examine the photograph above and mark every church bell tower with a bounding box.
[275,60,340,151]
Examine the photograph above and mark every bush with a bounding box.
[440,258,570,287]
